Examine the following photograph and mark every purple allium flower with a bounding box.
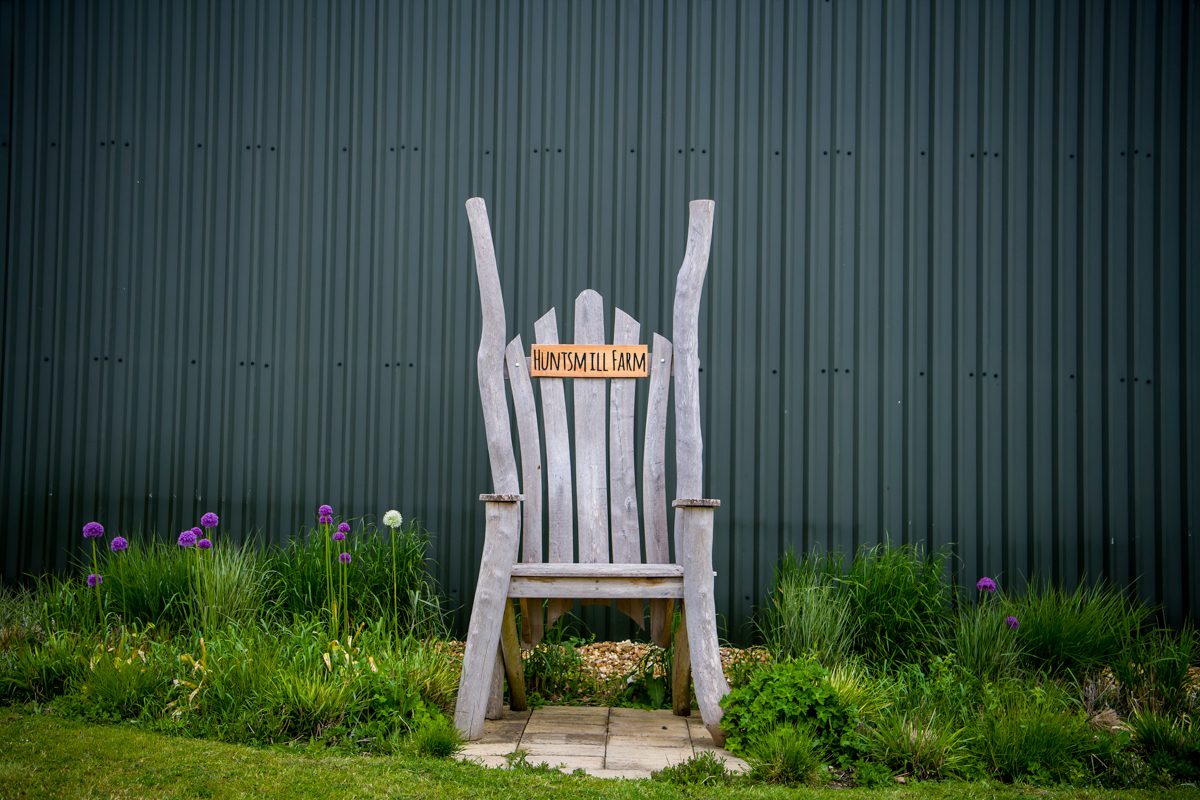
[86,573,103,588]
[82,521,105,539]
[178,530,197,548]
[318,504,333,518]
[110,536,128,552]
[333,531,346,542]
[197,538,212,550]
[337,522,351,535]
[320,514,333,525]
[976,577,998,593]
[200,512,219,529]
[339,552,352,565]
[1005,616,1020,630]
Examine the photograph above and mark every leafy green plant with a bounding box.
[842,542,952,664]
[411,715,462,758]
[718,657,854,760]
[759,551,858,666]
[619,644,672,708]
[521,619,596,702]
[192,540,270,631]
[826,659,893,720]
[746,724,826,785]
[1012,580,1149,675]
[651,751,733,785]
[93,538,193,631]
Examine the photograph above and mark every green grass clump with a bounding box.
[842,543,953,664]
[970,682,1103,784]
[1112,624,1198,717]
[864,710,972,780]
[651,751,733,786]
[759,552,858,666]
[1012,580,1149,676]
[1128,710,1200,783]
[948,602,1024,682]
[746,724,826,785]
[411,716,463,758]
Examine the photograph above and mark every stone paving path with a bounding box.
[455,706,750,779]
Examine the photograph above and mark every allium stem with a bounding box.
[391,526,398,642]
[90,538,100,629]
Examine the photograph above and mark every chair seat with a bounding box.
[508,562,689,599]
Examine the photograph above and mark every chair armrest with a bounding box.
[479,493,523,503]
[672,498,720,508]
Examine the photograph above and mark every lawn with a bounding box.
[3,709,1196,800]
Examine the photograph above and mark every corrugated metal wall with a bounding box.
[2,0,1197,639]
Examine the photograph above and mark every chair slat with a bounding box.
[505,335,544,645]
[534,308,573,632]
[573,289,610,564]
[643,333,674,645]
[465,198,519,495]
[610,308,643,628]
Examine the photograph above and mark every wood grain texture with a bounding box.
[465,198,519,497]
[573,289,609,564]
[610,307,643,628]
[508,576,685,599]
[486,647,504,720]
[644,334,674,646]
[672,498,721,508]
[672,603,692,716]
[506,335,544,645]
[511,563,684,578]
[676,505,729,744]
[499,600,527,712]
[671,199,715,501]
[454,500,521,739]
[534,308,573,630]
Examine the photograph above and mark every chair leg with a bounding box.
[676,506,730,745]
[486,646,504,720]
[454,501,521,740]
[499,599,527,712]
[671,603,691,716]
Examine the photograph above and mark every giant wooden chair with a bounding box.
[454,197,730,744]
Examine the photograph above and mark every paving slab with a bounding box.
[453,704,745,780]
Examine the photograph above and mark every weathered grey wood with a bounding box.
[643,334,674,646]
[479,494,522,503]
[454,500,521,739]
[610,307,643,628]
[509,576,684,599]
[672,199,715,502]
[573,289,610,565]
[676,505,728,744]
[672,603,692,716]
[486,647,504,719]
[534,308,573,631]
[499,600,527,711]
[465,198,520,497]
[672,498,721,508]
[511,563,684,578]
[506,335,544,645]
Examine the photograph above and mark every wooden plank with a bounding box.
[506,335,544,645]
[672,603,692,716]
[534,308,573,630]
[499,600,527,712]
[643,334,673,645]
[672,498,721,508]
[454,500,521,739]
[508,576,685,600]
[486,647,504,720]
[672,199,715,501]
[465,198,520,496]
[511,563,684,578]
[573,289,609,564]
[676,505,729,744]
[530,344,649,377]
[610,307,644,628]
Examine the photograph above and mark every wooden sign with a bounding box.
[529,344,649,378]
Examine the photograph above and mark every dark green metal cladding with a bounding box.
[2,1,1197,639]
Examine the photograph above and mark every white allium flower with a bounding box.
[382,509,403,529]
